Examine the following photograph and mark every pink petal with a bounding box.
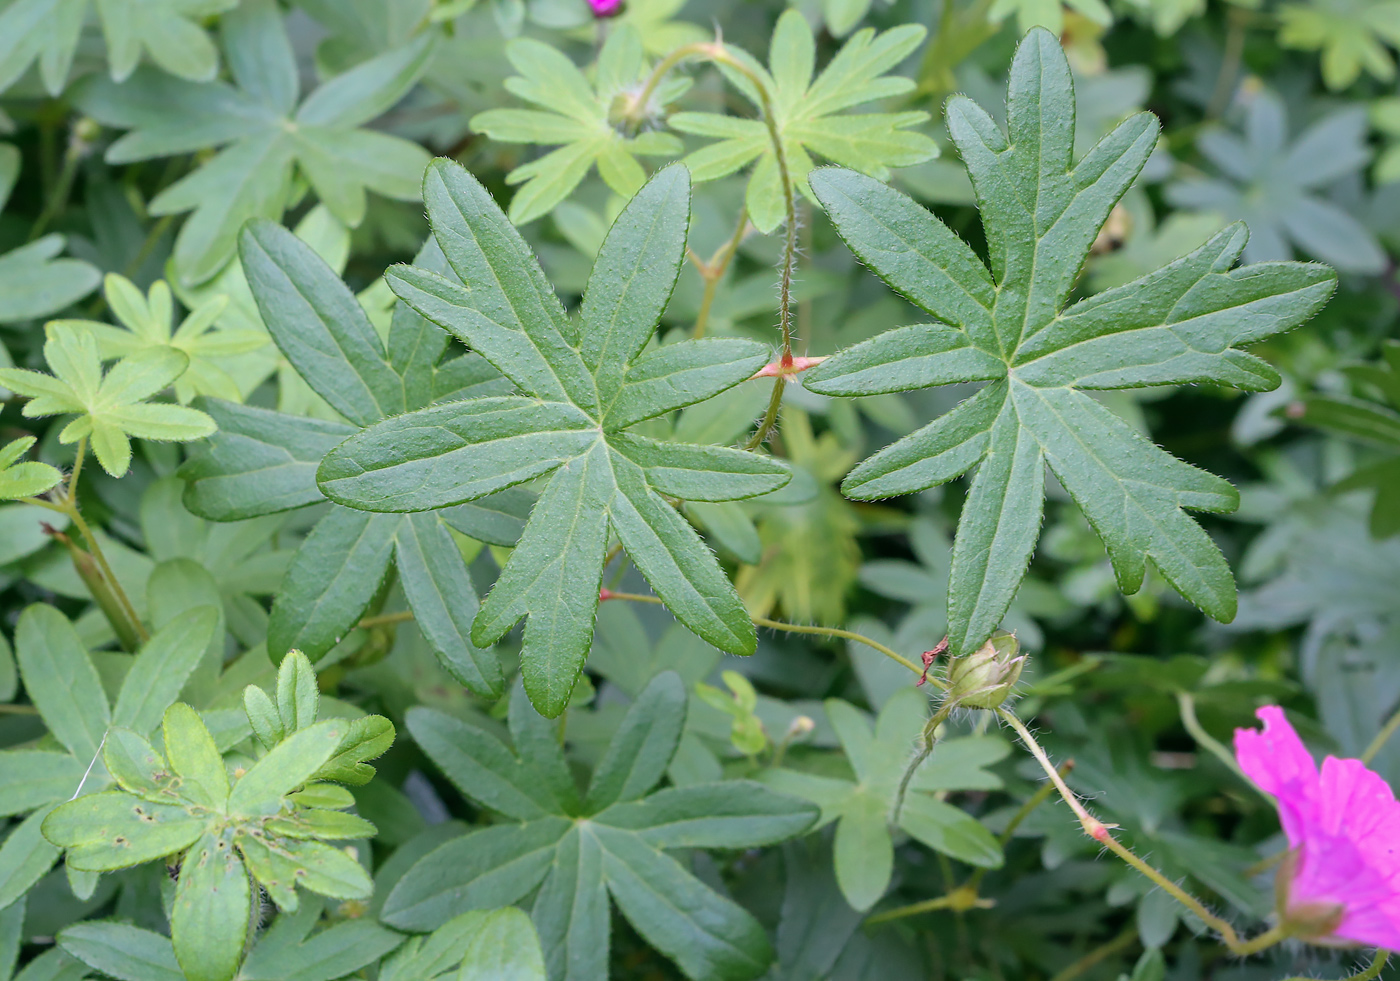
[1233,706,1319,847]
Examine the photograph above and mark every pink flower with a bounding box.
[1234,706,1400,948]
[589,0,623,16]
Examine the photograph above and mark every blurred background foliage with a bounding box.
[0,0,1398,979]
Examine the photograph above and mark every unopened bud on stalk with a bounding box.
[946,631,1024,709]
[786,715,815,740]
[589,0,622,16]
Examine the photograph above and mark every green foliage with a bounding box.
[1277,0,1400,89]
[0,0,234,95]
[0,144,100,324]
[469,25,684,224]
[1295,340,1400,537]
[804,30,1334,657]
[0,437,61,500]
[41,651,393,981]
[383,673,817,981]
[764,688,1007,910]
[1166,92,1384,274]
[0,324,214,476]
[381,908,546,981]
[669,11,937,233]
[78,0,435,285]
[55,274,266,404]
[321,160,790,716]
[1,1,1398,979]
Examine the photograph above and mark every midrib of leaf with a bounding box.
[296,511,397,628]
[593,824,758,963]
[443,212,599,418]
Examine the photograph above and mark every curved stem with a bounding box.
[594,590,933,680]
[627,42,717,125]
[997,707,1286,957]
[693,208,749,339]
[891,699,955,826]
[1280,950,1390,981]
[28,129,83,242]
[1047,927,1138,981]
[357,610,415,630]
[1177,691,1249,783]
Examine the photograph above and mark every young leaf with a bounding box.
[0,324,215,477]
[0,436,61,500]
[77,0,435,285]
[54,274,265,403]
[804,30,1336,658]
[172,831,251,981]
[669,12,936,233]
[383,671,818,981]
[1278,0,1400,90]
[470,25,683,224]
[764,689,1006,910]
[321,160,790,716]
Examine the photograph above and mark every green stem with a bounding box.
[1280,950,1390,981]
[357,610,415,630]
[1177,691,1249,783]
[28,125,85,242]
[693,208,749,339]
[1206,7,1249,119]
[1047,927,1138,981]
[626,42,717,125]
[598,590,931,679]
[891,699,956,826]
[1364,707,1400,764]
[996,707,1286,957]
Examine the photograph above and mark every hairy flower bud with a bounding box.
[589,0,623,16]
[946,631,1024,709]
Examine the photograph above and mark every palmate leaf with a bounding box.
[0,323,215,477]
[382,673,818,981]
[763,688,1007,910]
[1165,92,1384,274]
[469,24,683,225]
[0,0,234,96]
[77,0,434,285]
[668,11,937,233]
[53,273,266,404]
[318,159,792,717]
[803,29,1335,658]
[178,224,518,695]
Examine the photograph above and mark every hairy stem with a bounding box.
[997,708,1288,957]
[868,760,1073,926]
[598,589,932,678]
[1281,950,1390,981]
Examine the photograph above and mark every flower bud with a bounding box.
[946,631,1024,709]
[786,715,815,740]
[589,0,622,16]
